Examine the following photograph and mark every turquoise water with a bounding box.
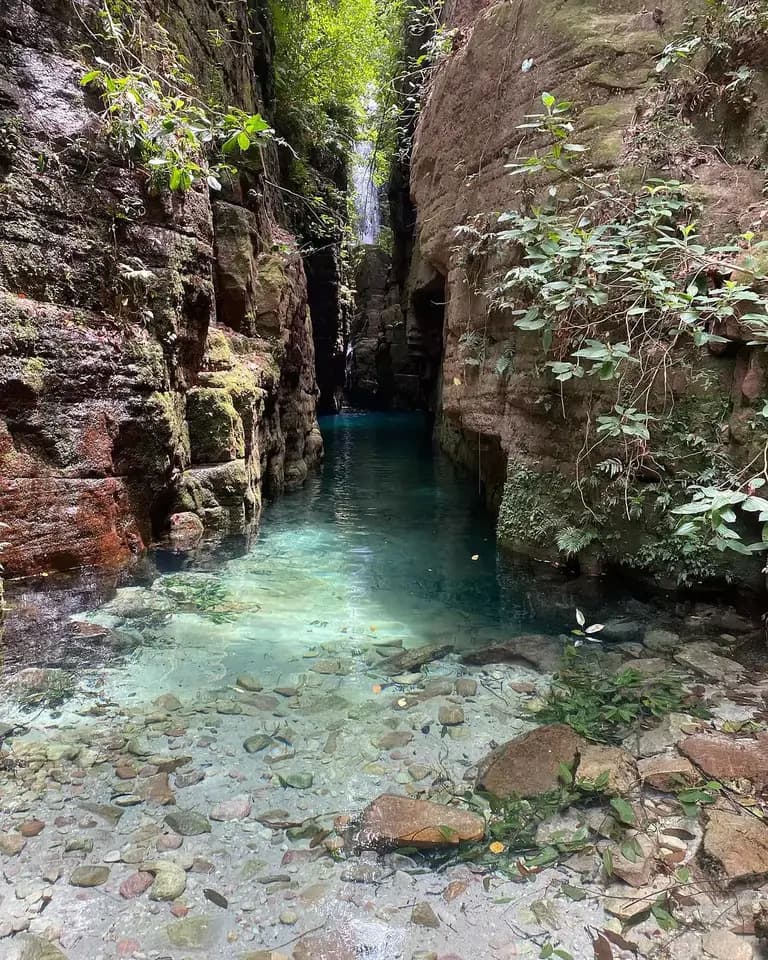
[3,412,629,685]
[76,410,552,704]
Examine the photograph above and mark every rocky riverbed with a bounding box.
[2,578,768,960]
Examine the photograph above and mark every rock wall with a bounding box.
[0,0,322,578]
[407,0,768,590]
[346,246,423,409]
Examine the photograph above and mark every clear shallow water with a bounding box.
[78,411,553,705]
[3,412,638,696]
[0,414,705,959]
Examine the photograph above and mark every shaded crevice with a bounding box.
[409,271,446,414]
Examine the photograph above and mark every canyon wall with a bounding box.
[407,0,768,590]
[0,0,322,578]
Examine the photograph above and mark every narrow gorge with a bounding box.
[3,2,768,960]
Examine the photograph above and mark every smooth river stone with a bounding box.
[143,862,187,900]
[70,865,110,887]
[164,809,211,836]
[210,796,251,821]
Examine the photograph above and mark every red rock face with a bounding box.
[0,477,144,573]
[0,2,321,578]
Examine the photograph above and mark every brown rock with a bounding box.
[703,810,768,884]
[680,734,768,786]
[611,834,657,887]
[19,819,45,838]
[443,879,469,901]
[476,724,583,798]
[383,641,452,676]
[578,744,637,794]
[374,731,413,750]
[411,901,440,927]
[357,794,485,848]
[462,635,562,673]
[638,755,699,791]
[140,773,175,806]
[293,930,357,960]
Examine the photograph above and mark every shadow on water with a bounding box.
[0,412,703,677]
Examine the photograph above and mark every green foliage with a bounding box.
[487,91,768,569]
[506,92,587,178]
[158,575,245,623]
[83,3,272,192]
[270,0,391,150]
[657,0,767,114]
[537,646,697,743]
[676,781,722,818]
[672,479,768,556]
[555,525,598,558]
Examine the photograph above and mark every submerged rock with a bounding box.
[8,936,70,960]
[210,796,251,821]
[411,901,440,928]
[438,702,465,726]
[164,809,211,836]
[166,915,213,949]
[356,794,484,848]
[143,861,188,901]
[383,641,452,676]
[462,634,561,673]
[293,931,357,960]
[69,866,110,887]
[0,833,26,856]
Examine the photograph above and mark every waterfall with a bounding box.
[351,128,381,245]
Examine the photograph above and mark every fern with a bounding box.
[556,526,598,557]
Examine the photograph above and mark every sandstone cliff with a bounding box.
[407,0,768,589]
[0,0,322,577]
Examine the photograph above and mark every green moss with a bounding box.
[186,387,245,464]
[21,357,46,393]
[205,328,234,368]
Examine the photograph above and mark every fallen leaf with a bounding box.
[204,888,228,908]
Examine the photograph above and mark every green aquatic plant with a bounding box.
[157,576,249,623]
[16,671,77,713]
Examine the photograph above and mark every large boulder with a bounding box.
[476,724,583,798]
[702,809,768,885]
[356,794,484,849]
[476,723,637,798]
